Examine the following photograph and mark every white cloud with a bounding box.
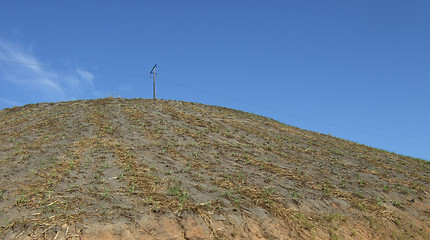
[0,38,96,101]
[76,67,94,86]
[0,97,20,107]
[0,39,64,95]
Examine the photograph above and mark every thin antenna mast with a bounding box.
[150,64,157,100]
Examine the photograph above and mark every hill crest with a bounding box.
[0,97,429,239]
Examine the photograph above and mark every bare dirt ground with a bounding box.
[0,97,429,239]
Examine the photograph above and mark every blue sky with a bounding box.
[0,1,429,160]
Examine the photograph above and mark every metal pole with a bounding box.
[153,71,156,100]
[150,64,157,100]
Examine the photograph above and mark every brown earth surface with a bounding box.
[0,97,429,239]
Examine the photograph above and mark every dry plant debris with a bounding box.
[0,97,429,239]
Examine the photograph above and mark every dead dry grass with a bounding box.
[0,97,429,239]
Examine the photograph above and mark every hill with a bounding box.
[0,97,429,239]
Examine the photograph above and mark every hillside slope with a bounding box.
[0,98,429,239]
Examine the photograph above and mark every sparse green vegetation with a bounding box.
[358,202,367,212]
[15,194,27,207]
[103,188,111,198]
[329,229,339,240]
[129,183,136,194]
[374,195,384,206]
[0,189,5,201]
[291,191,299,204]
[220,190,232,199]
[168,182,189,209]
[355,191,365,199]
[263,187,275,197]
[357,178,366,187]
[383,184,390,193]
[393,201,404,209]
[324,212,343,222]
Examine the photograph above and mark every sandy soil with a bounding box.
[0,98,429,239]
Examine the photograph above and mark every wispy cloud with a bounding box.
[0,39,64,95]
[76,67,94,86]
[0,37,96,102]
[0,97,20,107]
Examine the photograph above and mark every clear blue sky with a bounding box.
[0,1,429,160]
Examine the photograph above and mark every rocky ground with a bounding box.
[0,97,429,239]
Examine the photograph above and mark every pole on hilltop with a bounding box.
[150,64,157,100]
